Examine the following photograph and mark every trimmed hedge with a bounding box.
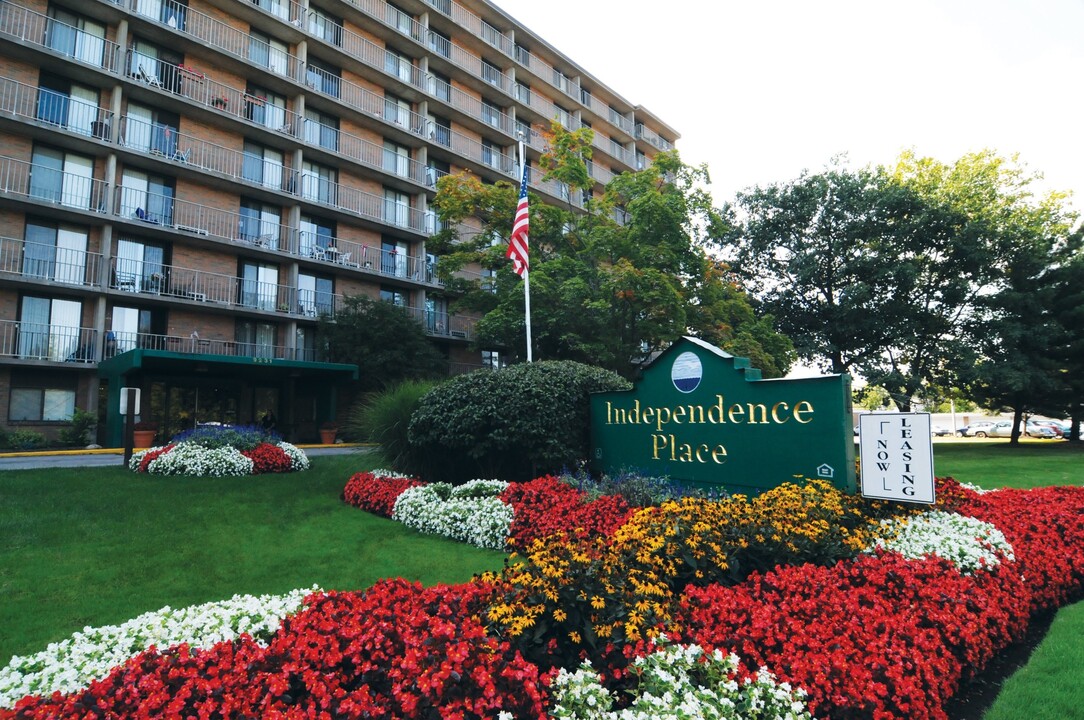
[407,361,631,483]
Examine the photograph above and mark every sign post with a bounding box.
[858,413,936,504]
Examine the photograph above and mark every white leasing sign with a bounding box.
[858,413,936,504]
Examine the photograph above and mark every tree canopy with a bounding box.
[429,124,795,379]
[724,151,1079,413]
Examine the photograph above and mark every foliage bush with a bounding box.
[5,430,46,451]
[347,380,437,474]
[407,361,631,483]
[58,409,97,447]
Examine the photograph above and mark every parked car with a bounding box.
[976,421,1057,439]
[960,422,995,437]
[1029,420,1065,438]
[930,425,952,437]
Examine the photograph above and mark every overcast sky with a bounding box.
[495,0,1084,212]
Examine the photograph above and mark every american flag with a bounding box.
[506,163,529,277]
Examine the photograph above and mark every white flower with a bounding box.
[0,586,321,708]
[868,510,1014,574]
[392,480,512,551]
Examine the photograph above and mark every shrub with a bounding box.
[407,361,631,483]
[347,379,437,474]
[5,430,46,451]
[58,408,97,447]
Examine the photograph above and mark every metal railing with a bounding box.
[0,155,111,214]
[0,319,98,363]
[0,76,114,140]
[110,256,298,313]
[0,0,121,73]
[635,123,673,151]
[0,236,104,288]
[104,329,297,361]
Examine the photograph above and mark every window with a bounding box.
[36,75,99,136]
[115,238,168,294]
[300,161,336,203]
[245,86,287,130]
[515,118,531,143]
[427,113,450,146]
[383,141,411,178]
[121,168,174,225]
[133,0,188,29]
[514,43,530,66]
[380,285,407,306]
[608,105,625,127]
[241,142,285,190]
[128,38,182,93]
[303,108,339,150]
[23,220,88,285]
[481,60,502,87]
[481,100,502,128]
[482,139,499,169]
[481,21,501,49]
[123,102,180,157]
[110,304,166,354]
[18,295,82,361]
[610,137,625,161]
[239,199,281,248]
[295,325,316,361]
[252,0,289,21]
[383,189,410,229]
[636,150,646,170]
[381,238,408,276]
[425,158,448,188]
[299,214,335,257]
[428,0,451,14]
[481,350,502,368]
[236,320,277,359]
[249,30,290,76]
[239,260,279,310]
[384,48,414,84]
[425,296,448,333]
[514,81,530,105]
[30,145,95,210]
[9,372,77,421]
[554,105,570,129]
[307,6,342,46]
[580,87,592,107]
[297,272,334,317]
[426,70,451,102]
[46,7,105,67]
[306,58,341,98]
[386,2,415,36]
[384,94,412,129]
[428,28,450,58]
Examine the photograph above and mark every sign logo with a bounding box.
[671,352,703,393]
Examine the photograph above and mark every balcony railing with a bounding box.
[0,0,121,73]
[0,155,111,214]
[0,76,114,140]
[247,0,305,27]
[0,236,104,288]
[635,123,672,151]
[418,0,513,57]
[104,329,298,361]
[0,319,98,363]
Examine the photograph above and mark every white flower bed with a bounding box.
[0,586,321,708]
[392,479,512,551]
[278,441,311,471]
[549,637,812,720]
[130,441,310,476]
[869,510,1014,574]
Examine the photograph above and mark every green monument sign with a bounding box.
[590,337,856,495]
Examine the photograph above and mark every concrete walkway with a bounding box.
[0,445,366,470]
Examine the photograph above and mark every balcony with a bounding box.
[104,329,298,361]
[635,123,673,151]
[418,0,513,57]
[0,76,115,141]
[0,155,111,214]
[0,0,122,73]
[0,319,98,363]
[0,235,104,288]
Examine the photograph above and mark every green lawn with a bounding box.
[1,443,1081,718]
[0,453,505,666]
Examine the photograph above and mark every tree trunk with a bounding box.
[1010,406,1024,445]
[1070,403,1082,443]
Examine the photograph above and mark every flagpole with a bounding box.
[519,138,533,362]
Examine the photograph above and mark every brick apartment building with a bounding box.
[0,0,678,445]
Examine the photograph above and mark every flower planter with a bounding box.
[132,430,157,448]
[319,428,337,444]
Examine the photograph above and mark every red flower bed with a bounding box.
[341,471,425,517]
[240,442,293,473]
[500,475,635,547]
[676,552,1032,720]
[9,581,548,720]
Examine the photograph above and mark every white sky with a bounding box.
[494,0,1084,212]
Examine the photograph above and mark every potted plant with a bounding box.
[212,95,228,109]
[319,421,338,445]
[133,420,158,448]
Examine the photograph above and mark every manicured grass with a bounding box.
[932,440,1084,489]
[0,453,505,667]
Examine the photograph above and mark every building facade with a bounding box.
[0,0,678,445]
